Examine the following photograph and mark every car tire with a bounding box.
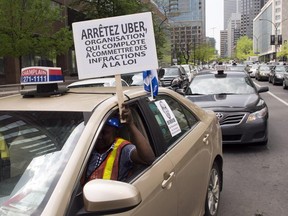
[205,163,221,216]
[283,80,287,89]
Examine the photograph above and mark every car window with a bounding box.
[148,95,198,148]
[0,111,85,215]
[164,68,179,76]
[188,76,255,95]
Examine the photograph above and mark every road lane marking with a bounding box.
[254,82,288,107]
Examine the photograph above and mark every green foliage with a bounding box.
[71,0,167,61]
[235,36,254,60]
[71,0,146,19]
[278,41,288,59]
[0,0,72,58]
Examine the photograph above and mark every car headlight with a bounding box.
[246,106,268,122]
[276,74,283,78]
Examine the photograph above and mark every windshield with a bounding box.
[275,66,287,72]
[187,76,255,95]
[0,111,85,215]
[163,68,179,77]
[259,66,270,71]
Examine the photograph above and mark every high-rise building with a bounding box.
[224,0,240,30]
[240,0,269,38]
[163,0,206,63]
[227,13,241,57]
[220,30,228,57]
[253,0,288,62]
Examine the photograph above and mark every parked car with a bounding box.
[0,70,223,216]
[159,65,189,90]
[255,65,271,81]
[248,64,259,78]
[268,65,288,85]
[67,77,129,88]
[225,64,247,73]
[181,64,196,82]
[183,68,269,145]
[282,69,288,89]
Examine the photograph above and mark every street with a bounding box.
[218,80,288,216]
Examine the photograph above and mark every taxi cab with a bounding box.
[0,67,223,216]
[184,64,269,145]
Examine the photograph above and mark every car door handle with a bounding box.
[203,134,209,145]
[162,172,175,189]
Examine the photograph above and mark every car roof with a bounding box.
[67,77,129,88]
[0,86,145,112]
[194,70,248,78]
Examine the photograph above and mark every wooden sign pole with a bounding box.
[115,74,126,123]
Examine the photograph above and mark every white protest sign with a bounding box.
[155,100,181,137]
[72,12,158,79]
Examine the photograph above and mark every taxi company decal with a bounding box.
[21,67,63,84]
[155,100,181,137]
[72,12,158,79]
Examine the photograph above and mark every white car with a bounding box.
[67,77,129,88]
[0,73,223,216]
[248,64,259,78]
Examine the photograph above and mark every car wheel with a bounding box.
[283,80,287,89]
[205,163,221,216]
[272,77,275,85]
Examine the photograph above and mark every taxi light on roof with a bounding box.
[215,65,227,72]
[21,66,64,85]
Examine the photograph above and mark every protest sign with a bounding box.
[72,12,158,79]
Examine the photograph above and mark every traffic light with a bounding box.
[270,35,275,45]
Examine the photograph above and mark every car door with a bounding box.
[116,100,178,216]
[149,95,213,216]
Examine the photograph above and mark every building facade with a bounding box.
[240,0,269,38]
[253,0,288,62]
[166,0,206,64]
[220,30,228,58]
[227,13,241,57]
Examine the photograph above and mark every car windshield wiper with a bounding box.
[216,93,237,95]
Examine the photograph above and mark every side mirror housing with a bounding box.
[83,179,141,214]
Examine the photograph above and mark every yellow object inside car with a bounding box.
[0,133,9,159]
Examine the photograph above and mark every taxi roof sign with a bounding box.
[21,67,64,85]
[215,65,227,72]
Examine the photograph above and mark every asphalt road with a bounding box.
[218,80,288,216]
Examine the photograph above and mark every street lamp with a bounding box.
[259,18,288,62]
[253,35,260,54]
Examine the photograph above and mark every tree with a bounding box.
[235,36,254,61]
[71,0,145,19]
[0,0,72,83]
[71,0,167,62]
[194,43,215,65]
[278,41,288,61]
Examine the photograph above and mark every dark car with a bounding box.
[255,65,271,81]
[268,65,288,85]
[159,66,189,90]
[183,69,269,145]
[282,69,288,89]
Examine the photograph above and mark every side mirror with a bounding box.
[258,86,269,93]
[83,179,141,214]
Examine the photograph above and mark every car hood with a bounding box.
[186,94,259,111]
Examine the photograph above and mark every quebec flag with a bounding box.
[143,69,158,97]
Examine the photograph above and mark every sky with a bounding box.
[206,0,224,52]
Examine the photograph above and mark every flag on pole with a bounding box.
[143,69,158,97]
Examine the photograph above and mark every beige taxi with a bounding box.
[0,81,223,216]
